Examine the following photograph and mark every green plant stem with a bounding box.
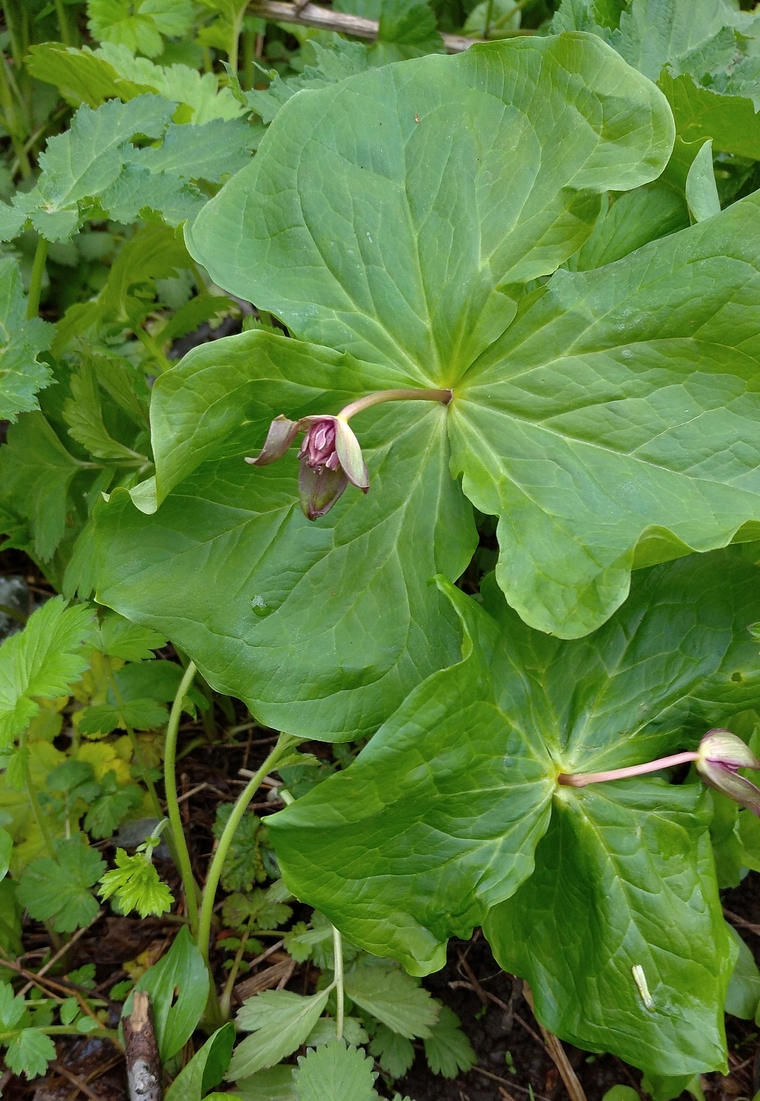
[558,751,698,788]
[0,53,31,179]
[483,0,494,38]
[332,924,344,1041]
[197,732,299,966]
[26,238,49,319]
[219,916,254,1019]
[20,729,57,862]
[490,0,533,31]
[53,0,73,45]
[2,3,24,67]
[339,387,452,422]
[163,661,201,935]
[0,1026,121,1041]
[241,28,255,89]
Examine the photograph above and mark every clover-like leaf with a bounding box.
[266,547,760,1075]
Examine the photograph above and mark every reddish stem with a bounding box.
[557,751,699,788]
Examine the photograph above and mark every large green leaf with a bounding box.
[485,782,732,1077]
[95,333,474,739]
[267,547,760,1070]
[449,194,760,636]
[95,35,677,734]
[186,36,672,379]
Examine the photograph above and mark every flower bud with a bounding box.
[696,728,760,816]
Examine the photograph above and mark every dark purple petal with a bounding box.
[246,415,300,466]
[298,459,349,520]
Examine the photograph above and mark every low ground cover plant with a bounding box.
[3,0,760,1098]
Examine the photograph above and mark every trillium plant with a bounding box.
[90,19,760,1085]
[6,0,760,1092]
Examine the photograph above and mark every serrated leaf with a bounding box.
[0,257,55,422]
[0,983,26,1029]
[64,360,147,461]
[17,837,105,932]
[0,597,95,746]
[230,990,330,1079]
[293,1040,378,1101]
[305,1016,368,1049]
[95,43,248,121]
[246,40,370,125]
[3,96,174,243]
[4,1029,56,1079]
[85,773,143,838]
[368,1025,414,1077]
[213,805,264,892]
[98,847,174,915]
[423,1005,475,1078]
[343,962,439,1038]
[95,611,166,662]
[0,413,85,560]
[611,0,741,81]
[78,698,169,736]
[87,0,195,58]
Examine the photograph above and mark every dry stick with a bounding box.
[50,1061,105,1101]
[523,984,588,1101]
[248,0,484,51]
[724,908,760,936]
[18,911,102,997]
[124,991,162,1101]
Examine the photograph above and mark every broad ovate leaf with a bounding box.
[95,332,475,740]
[96,35,675,736]
[267,547,760,1073]
[450,193,760,636]
[485,782,733,1077]
[187,35,672,377]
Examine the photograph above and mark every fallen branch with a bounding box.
[124,991,162,1101]
[247,0,482,52]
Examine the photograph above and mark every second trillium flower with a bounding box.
[246,414,369,520]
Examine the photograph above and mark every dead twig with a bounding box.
[50,1061,106,1101]
[724,909,760,936]
[470,1065,551,1100]
[247,0,487,51]
[18,911,103,997]
[124,991,162,1101]
[523,984,587,1101]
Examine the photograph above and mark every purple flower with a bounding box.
[695,728,760,816]
[246,414,369,520]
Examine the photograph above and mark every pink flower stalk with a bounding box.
[558,729,760,816]
[245,388,451,521]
